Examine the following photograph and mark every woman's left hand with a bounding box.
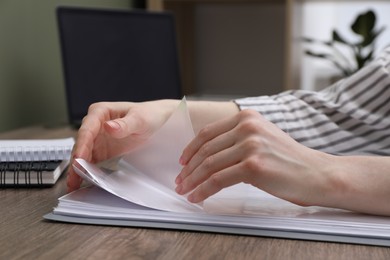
[175,109,333,207]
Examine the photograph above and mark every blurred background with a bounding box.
[0,0,389,132]
[0,0,134,132]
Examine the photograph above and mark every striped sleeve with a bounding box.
[234,48,390,156]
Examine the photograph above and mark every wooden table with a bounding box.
[1,126,389,259]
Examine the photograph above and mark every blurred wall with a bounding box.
[0,0,132,132]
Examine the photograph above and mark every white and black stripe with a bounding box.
[235,48,390,156]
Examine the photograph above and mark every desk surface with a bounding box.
[1,126,389,259]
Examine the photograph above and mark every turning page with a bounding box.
[73,99,203,213]
[49,99,390,246]
[72,99,340,215]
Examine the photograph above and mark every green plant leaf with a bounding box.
[360,32,376,47]
[302,37,313,42]
[302,9,389,78]
[355,54,366,69]
[305,50,352,76]
[362,50,374,65]
[354,50,375,69]
[332,30,349,45]
[351,10,376,38]
[302,37,333,46]
[361,26,386,47]
[305,50,328,59]
[302,37,315,43]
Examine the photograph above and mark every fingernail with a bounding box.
[106,120,121,130]
[175,176,182,184]
[188,193,195,203]
[179,155,187,165]
[175,185,182,194]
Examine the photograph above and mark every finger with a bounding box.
[176,130,235,184]
[73,125,97,161]
[72,103,147,160]
[82,101,143,140]
[74,102,115,161]
[187,163,245,203]
[67,168,82,193]
[66,129,94,192]
[176,141,242,195]
[66,106,106,192]
[67,102,132,192]
[180,114,239,166]
[104,110,148,139]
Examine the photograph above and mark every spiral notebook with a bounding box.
[0,138,74,187]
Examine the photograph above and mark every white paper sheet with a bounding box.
[57,185,390,236]
[73,99,203,213]
[72,99,372,217]
[51,98,390,246]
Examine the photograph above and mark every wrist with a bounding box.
[150,99,181,123]
[187,100,239,134]
[313,153,350,209]
[295,151,345,209]
[323,156,390,215]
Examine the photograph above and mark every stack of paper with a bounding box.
[45,99,390,246]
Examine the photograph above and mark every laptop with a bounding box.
[56,7,182,127]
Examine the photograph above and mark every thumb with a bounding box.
[104,113,147,139]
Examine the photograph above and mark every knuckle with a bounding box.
[202,155,215,171]
[81,115,88,124]
[198,125,212,142]
[237,118,262,135]
[242,136,262,149]
[208,174,224,191]
[125,110,148,132]
[242,156,263,174]
[86,102,111,122]
[238,109,260,121]
[87,102,104,113]
[198,142,211,157]
[244,120,261,132]
[240,136,269,155]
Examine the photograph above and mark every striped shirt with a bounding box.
[235,48,390,156]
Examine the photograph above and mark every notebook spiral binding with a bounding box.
[0,145,72,162]
[0,142,73,186]
[0,161,63,186]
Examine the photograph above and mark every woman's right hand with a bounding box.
[66,100,179,192]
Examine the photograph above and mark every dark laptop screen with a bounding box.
[57,7,182,126]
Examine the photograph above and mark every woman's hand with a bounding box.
[67,100,179,192]
[175,109,334,207]
[67,98,239,193]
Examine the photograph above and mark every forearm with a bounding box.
[187,100,240,134]
[152,99,239,134]
[320,155,390,216]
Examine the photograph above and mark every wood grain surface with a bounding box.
[1,126,389,259]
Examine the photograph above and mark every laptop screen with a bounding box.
[57,7,182,127]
